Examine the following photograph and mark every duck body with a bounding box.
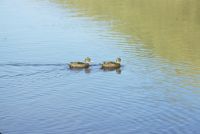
[101,58,121,69]
[101,61,121,69]
[69,62,89,68]
[68,57,91,69]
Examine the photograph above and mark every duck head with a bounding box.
[116,58,121,63]
[84,57,91,63]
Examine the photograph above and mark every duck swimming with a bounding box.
[101,58,121,69]
[68,57,91,68]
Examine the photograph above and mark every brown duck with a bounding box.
[68,57,91,68]
[101,58,121,69]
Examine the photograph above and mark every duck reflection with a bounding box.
[101,68,122,74]
[69,67,91,74]
[69,66,122,74]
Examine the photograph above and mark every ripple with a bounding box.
[0,68,67,79]
[0,63,66,67]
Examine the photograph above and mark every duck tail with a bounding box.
[67,63,72,68]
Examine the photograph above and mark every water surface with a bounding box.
[0,0,200,134]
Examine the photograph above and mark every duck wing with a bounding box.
[104,61,116,64]
[70,62,84,64]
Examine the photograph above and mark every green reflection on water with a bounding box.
[55,0,200,72]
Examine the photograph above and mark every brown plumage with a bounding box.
[68,57,91,69]
[101,58,121,69]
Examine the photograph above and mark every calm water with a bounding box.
[0,0,200,133]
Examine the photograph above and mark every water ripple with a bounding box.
[0,63,66,67]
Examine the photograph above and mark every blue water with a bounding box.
[0,0,200,134]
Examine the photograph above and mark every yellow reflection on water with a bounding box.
[55,0,200,73]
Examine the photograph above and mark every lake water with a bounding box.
[0,0,200,133]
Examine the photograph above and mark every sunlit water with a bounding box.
[0,0,200,134]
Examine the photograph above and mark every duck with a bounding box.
[68,57,91,68]
[101,58,121,69]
